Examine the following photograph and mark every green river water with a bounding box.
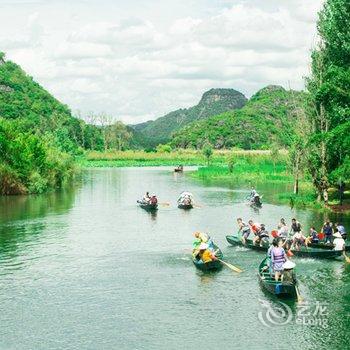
[0,167,349,350]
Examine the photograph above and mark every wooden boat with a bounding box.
[192,243,223,271]
[137,200,158,211]
[174,166,183,173]
[248,199,262,208]
[308,241,350,252]
[258,257,298,299]
[178,203,193,209]
[226,235,343,259]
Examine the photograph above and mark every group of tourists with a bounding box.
[192,232,217,263]
[236,217,347,251]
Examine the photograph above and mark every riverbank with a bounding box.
[82,149,277,167]
[190,154,349,212]
[82,149,348,212]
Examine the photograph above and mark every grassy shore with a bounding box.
[82,149,268,167]
[190,152,349,211]
[82,149,348,211]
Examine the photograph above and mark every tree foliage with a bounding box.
[305,0,350,200]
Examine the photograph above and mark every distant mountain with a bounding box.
[170,85,306,150]
[130,88,247,147]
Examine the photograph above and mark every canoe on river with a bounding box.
[226,235,343,259]
[258,257,298,299]
[308,241,350,252]
[178,203,193,209]
[137,200,158,211]
[192,243,223,271]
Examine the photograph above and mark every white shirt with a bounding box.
[334,238,345,251]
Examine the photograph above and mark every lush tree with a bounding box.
[202,144,213,166]
[305,0,350,201]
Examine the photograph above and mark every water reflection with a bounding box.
[0,185,78,267]
[0,167,348,350]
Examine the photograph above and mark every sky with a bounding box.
[0,0,324,124]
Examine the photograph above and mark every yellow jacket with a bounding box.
[201,249,213,263]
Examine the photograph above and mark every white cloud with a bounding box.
[0,0,324,124]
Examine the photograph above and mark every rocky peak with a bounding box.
[198,88,247,107]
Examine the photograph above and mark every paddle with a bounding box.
[343,251,350,263]
[217,259,243,273]
[159,202,170,206]
[295,285,303,303]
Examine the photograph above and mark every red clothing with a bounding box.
[251,223,261,234]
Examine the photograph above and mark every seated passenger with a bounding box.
[333,232,345,251]
[292,231,306,250]
[143,191,151,202]
[255,224,269,246]
[335,222,347,240]
[282,260,296,283]
[149,195,158,205]
[277,218,289,239]
[305,227,319,246]
[197,243,217,263]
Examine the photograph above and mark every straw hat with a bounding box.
[333,232,342,239]
[283,261,296,270]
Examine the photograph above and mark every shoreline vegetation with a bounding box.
[83,149,349,212]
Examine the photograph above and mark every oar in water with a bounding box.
[159,202,170,206]
[295,284,303,303]
[217,259,243,273]
[343,251,350,263]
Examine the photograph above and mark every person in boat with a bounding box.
[277,218,289,239]
[267,238,278,259]
[250,187,257,198]
[271,238,287,281]
[290,218,302,235]
[193,231,209,243]
[305,227,320,246]
[334,222,346,240]
[265,238,278,275]
[192,232,211,257]
[237,218,250,244]
[322,221,333,244]
[252,193,262,206]
[195,243,217,263]
[149,195,158,205]
[281,260,296,283]
[255,224,269,247]
[248,220,262,245]
[292,231,306,250]
[177,165,184,171]
[192,234,202,252]
[178,191,193,206]
[333,232,345,251]
[248,188,261,206]
[143,191,151,203]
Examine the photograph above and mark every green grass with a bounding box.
[192,153,292,183]
[82,149,280,167]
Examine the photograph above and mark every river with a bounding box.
[0,167,349,350]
